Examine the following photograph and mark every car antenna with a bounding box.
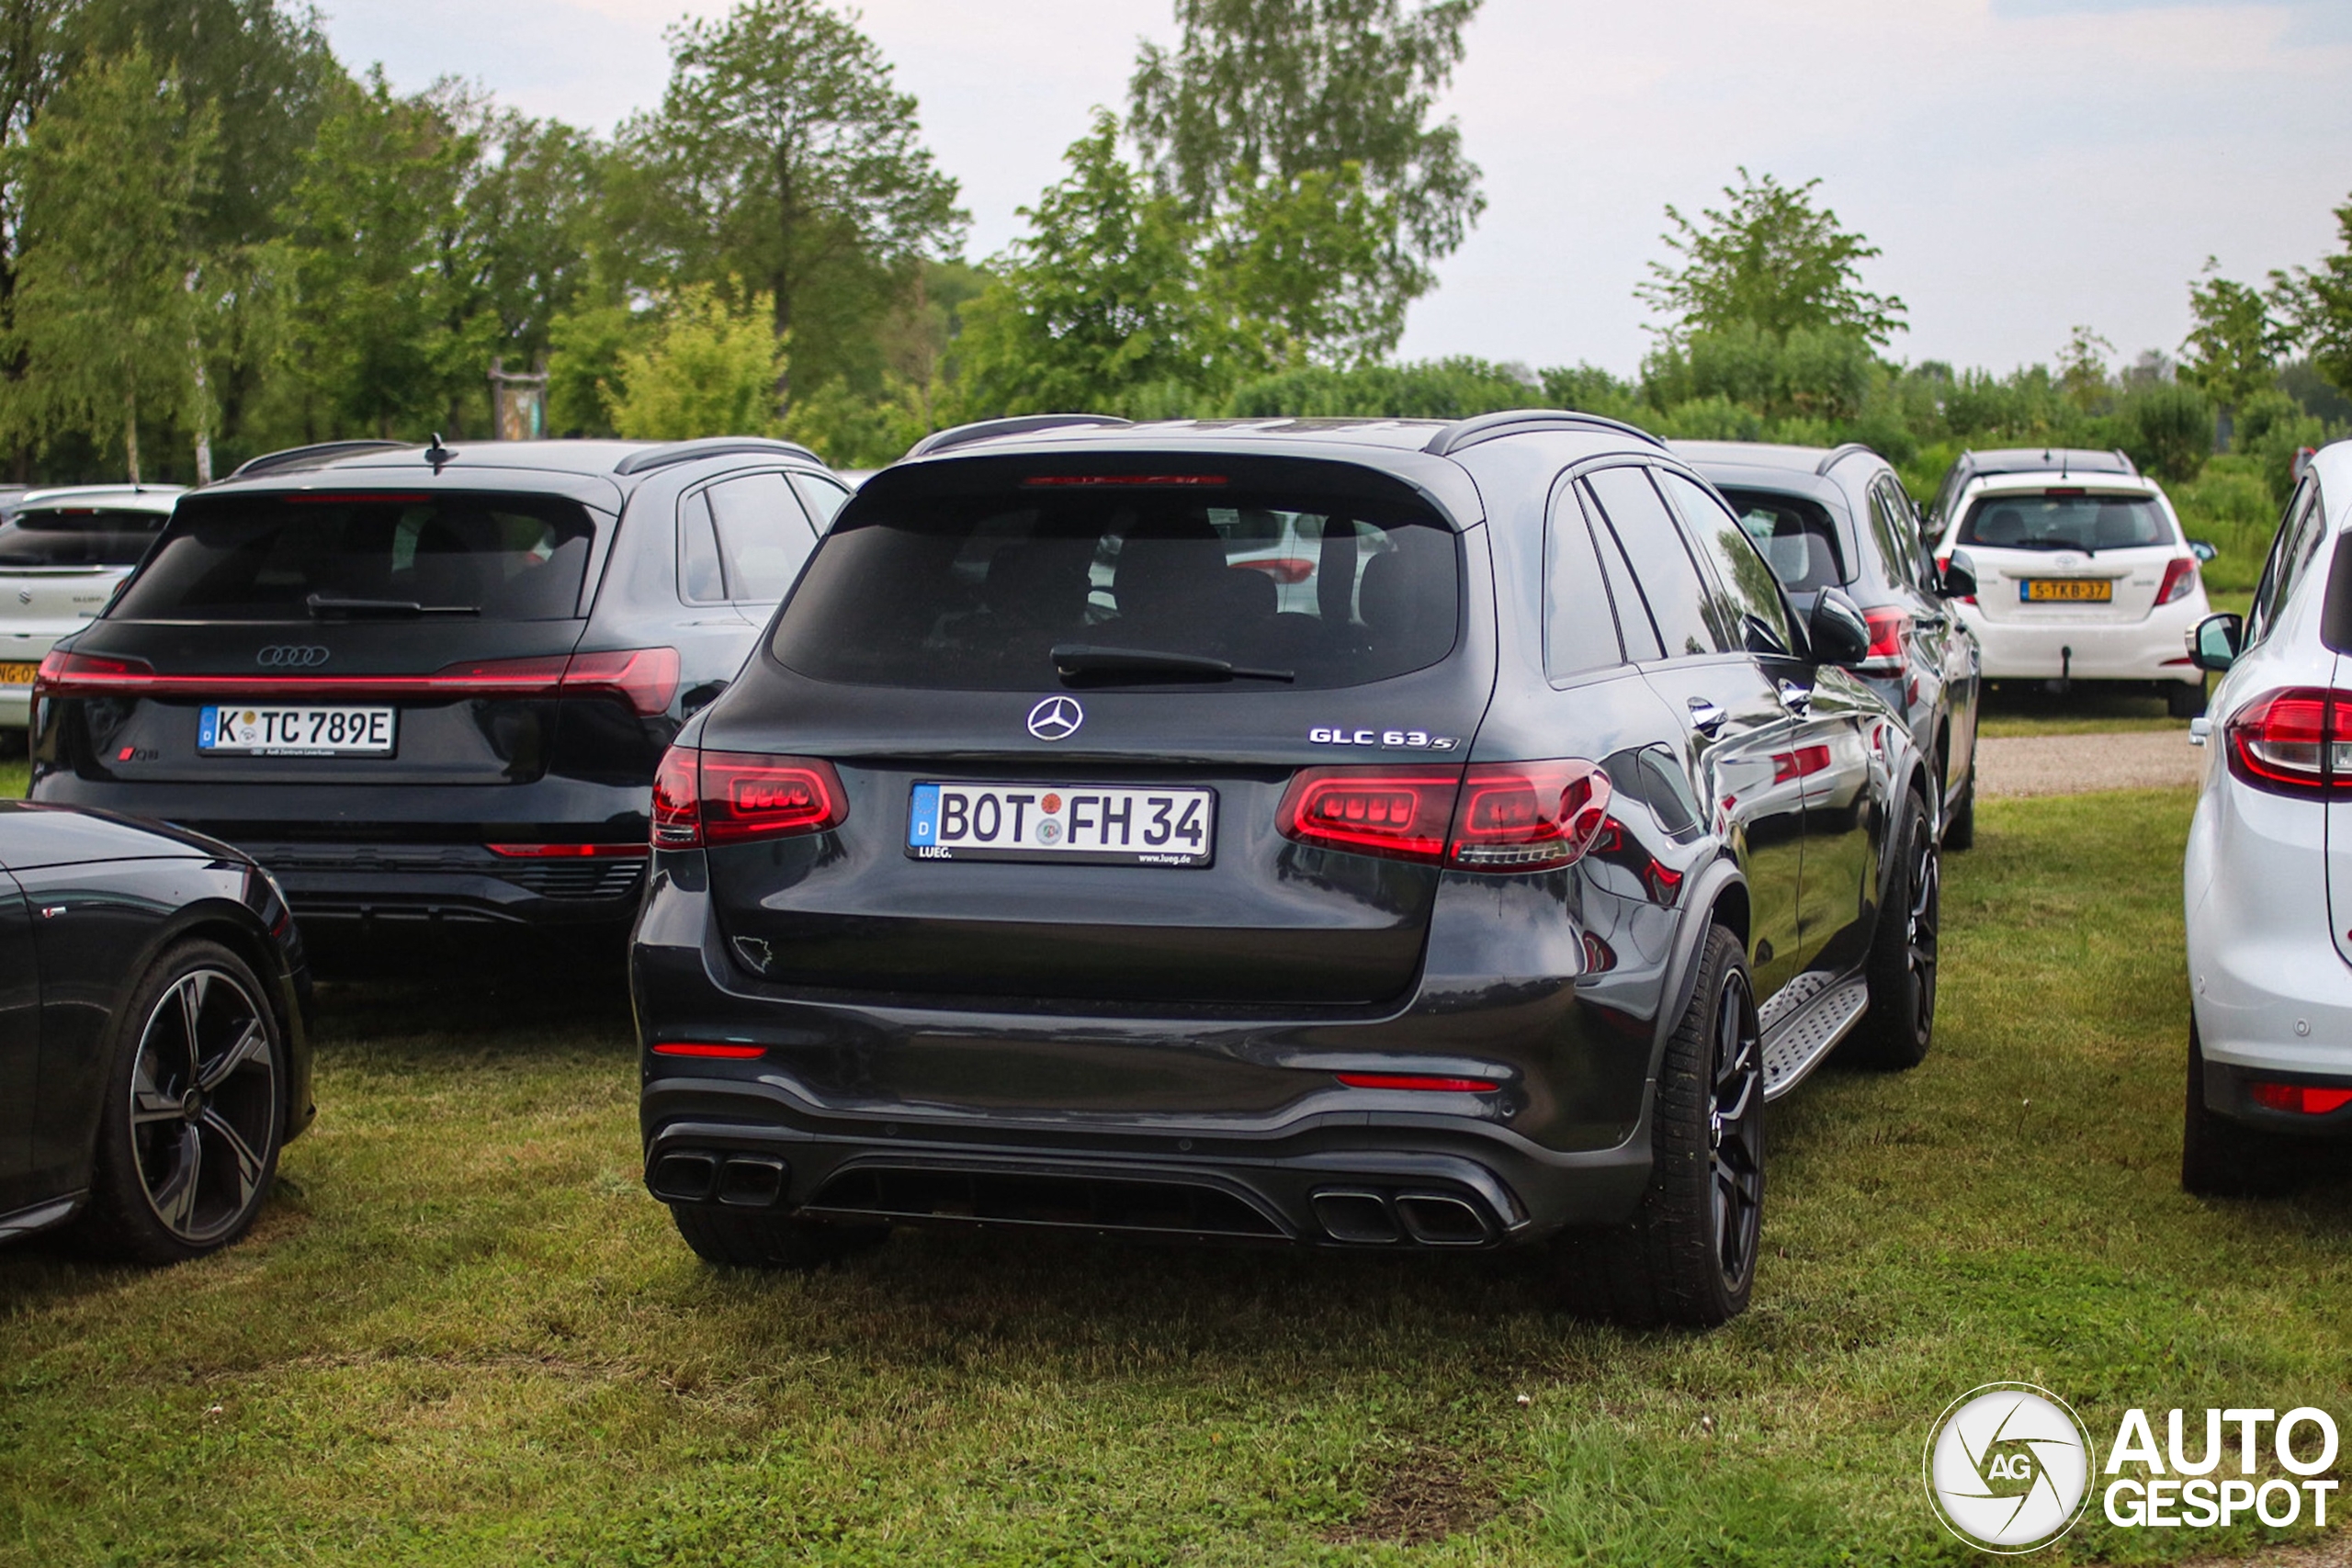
[425,433,454,473]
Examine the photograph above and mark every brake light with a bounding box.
[1447,760,1613,870]
[29,648,678,711]
[561,648,680,717]
[699,751,848,846]
[2249,1081,2352,1115]
[651,747,701,847]
[1022,474,1226,488]
[2155,556,2200,607]
[33,649,154,696]
[1277,766,1460,862]
[2223,688,2352,796]
[651,1041,767,1059]
[1335,1073,1500,1092]
[1858,607,1910,673]
[484,841,650,858]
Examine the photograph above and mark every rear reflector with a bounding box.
[34,645,681,714]
[650,746,849,849]
[2155,556,2200,607]
[2223,687,2352,796]
[484,842,650,859]
[1335,1072,1500,1093]
[2248,1081,2352,1115]
[1277,759,1614,873]
[651,1042,767,1059]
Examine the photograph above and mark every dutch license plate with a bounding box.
[198,705,396,756]
[907,782,1216,867]
[2020,578,2112,603]
[0,661,36,685]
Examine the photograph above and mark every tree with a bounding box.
[606,282,788,440]
[0,0,74,469]
[12,46,215,481]
[617,0,964,400]
[1130,0,1481,363]
[2054,324,2113,411]
[462,110,604,374]
[2273,191,2352,404]
[2120,380,2214,483]
[1638,168,1905,346]
[2180,258,2291,412]
[953,113,1218,419]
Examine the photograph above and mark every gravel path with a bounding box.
[1976,729,2206,798]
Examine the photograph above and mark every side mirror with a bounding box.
[2189,613,2241,673]
[2188,539,2219,563]
[1938,549,1978,600]
[1808,586,1872,667]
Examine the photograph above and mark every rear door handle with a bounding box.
[1687,697,1727,735]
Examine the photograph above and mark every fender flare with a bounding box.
[1650,854,1749,1080]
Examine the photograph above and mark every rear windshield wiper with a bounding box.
[306,594,481,619]
[1050,642,1295,684]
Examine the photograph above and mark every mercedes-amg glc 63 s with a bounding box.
[633,412,1942,1326]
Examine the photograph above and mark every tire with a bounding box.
[79,940,286,1265]
[1943,759,1976,852]
[1844,791,1939,1070]
[670,1204,888,1270]
[1556,924,1761,1328]
[2182,1019,2291,1197]
[2168,681,2209,719]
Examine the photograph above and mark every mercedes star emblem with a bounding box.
[1025,694,1084,741]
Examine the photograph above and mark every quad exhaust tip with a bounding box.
[649,1150,788,1209]
[1310,1187,1495,1247]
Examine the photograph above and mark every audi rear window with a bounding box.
[0,509,167,569]
[110,491,596,621]
[769,479,1460,690]
[1959,491,2170,553]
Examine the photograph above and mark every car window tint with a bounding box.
[2251,479,2324,645]
[1545,483,1625,680]
[1712,487,1843,592]
[771,479,1460,691]
[1867,481,1918,589]
[1582,482,1666,661]
[0,507,167,568]
[679,492,727,604]
[1584,466,1719,658]
[1660,470,1793,657]
[112,492,596,621]
[707,473,814,604]
[1958,491,2169,552]
[791,474,853,529]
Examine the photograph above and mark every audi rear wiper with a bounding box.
[306,594,481,619]
[1049,642,1295,683]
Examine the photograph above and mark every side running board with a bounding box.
[1760,976,1870,1100]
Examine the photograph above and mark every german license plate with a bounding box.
[0,661,36,685]
[198,705,396,756]
[907,782,1216,867]
[2020,578,2112,603]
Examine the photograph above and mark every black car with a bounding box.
[1675,441,1984,847]
[632,412,1939,1326]
[28,437,854,933]
[0,803,311,1261]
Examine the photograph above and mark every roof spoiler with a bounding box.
[612,437,821,476]
[904,414,1133,459]
[1423,409,1666,457]
[226,440,409,480]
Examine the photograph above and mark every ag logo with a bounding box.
[1025,694,1083,741]
[1925,1383,2094,1553]
[255,644,330,668]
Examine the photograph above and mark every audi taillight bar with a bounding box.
[34,646,680,715]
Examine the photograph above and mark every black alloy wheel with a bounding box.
[1706,963,1764,1296]
[85,942,285,1262]
[1848,791,1939,1069]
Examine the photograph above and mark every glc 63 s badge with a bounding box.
[1309,726,1460,750]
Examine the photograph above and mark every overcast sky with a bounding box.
[316,0,2352,379]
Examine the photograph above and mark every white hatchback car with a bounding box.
[1927,448,2211,716]
[2181,437,2352,1192]
[0,485,183,730]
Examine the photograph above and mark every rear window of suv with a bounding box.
[0,508,167,569]
[111,491,597,621]
[768,478,1459,690]
[1713,489,1844,592]
[1958,491,2170,553]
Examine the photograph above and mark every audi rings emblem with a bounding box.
[1025,694,1083,741]
[255,645,331,668]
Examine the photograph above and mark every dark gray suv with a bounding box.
[633,412,1940,1327]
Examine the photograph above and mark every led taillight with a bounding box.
[2155,557,2200,607]
[29,647,680,712]
[562,648,681,717]
[2249,1081,2352,1115]
[1276,759,1614,873]
[651,747,701,847]
[2223,688,2352,796]
[701,751,848,846]
[33,649,154,696]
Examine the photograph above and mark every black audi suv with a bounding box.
[632,412,1939,1326]
[28,436,853,934]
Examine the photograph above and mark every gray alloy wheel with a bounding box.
[1847,791,1939,1069]
[125,964,279,1247]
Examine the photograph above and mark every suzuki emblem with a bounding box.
[1025,694,1083,741]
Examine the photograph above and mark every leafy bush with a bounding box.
[2235,388,2330,501]
[1222,355,1537,419]
[607,284,787,441]
[2119,381,2215,482]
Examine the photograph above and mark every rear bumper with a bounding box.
[254,841,646,927]
[1961,600,2205,683]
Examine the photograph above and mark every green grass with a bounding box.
[6,790,2351,1564]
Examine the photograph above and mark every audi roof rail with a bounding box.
[904,414,1133,459]
[226,440,409,480]
[612,436,822,476]
[1422,409,1667,457]
[1814,441,1876,476]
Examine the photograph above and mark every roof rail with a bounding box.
[226,439,408,479]
[904,413,1133,459]
[612,436,821,477]
[2112,448,2138,476]
[1813,441,1875,476]
[1422,409,1666,458]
